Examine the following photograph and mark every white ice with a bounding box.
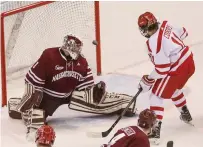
[1,42,203,147]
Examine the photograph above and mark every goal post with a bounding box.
[1,1,102,107]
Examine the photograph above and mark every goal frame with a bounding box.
[1,1,102,107]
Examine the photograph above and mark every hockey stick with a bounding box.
[86,88,142,138]
[167,141,174,147]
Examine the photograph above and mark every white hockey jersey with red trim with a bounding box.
[146,21,191,79]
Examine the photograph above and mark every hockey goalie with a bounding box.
[8,34,136,138]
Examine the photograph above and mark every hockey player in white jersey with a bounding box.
[137,12,195,143]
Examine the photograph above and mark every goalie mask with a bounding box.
[138,12,158,38]
[35,125,56,147]
[61,35,83,60]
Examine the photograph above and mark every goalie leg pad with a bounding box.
[16,82,43,112]
[22,108,45,129]
[69,91,135,115]
[8,97,22,119]
[22,108,45,142]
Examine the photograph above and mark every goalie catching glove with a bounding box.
[87,81,106,105]
[138,75,155,92]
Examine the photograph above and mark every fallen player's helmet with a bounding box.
[61,34,83,60]
[138,108,156,129]
[35,124,56,147]
[138,12,158,38]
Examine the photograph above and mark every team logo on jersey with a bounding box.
[52,71,85,82]
[55,65,64,70]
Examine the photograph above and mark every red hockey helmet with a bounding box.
[138,12,158,38]
[138,109,156,129]
[35,125,56,147]
[61,34,83,60]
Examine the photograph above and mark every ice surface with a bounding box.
[1,43,203,147]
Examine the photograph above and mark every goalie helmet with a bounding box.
[138,109,156,129]
[138,12,158,38]
[35,125,56,147]
[61,34,83,60]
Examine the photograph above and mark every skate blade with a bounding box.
[149,138,160,145]
[180,116,194,126]
[186,121,195,126]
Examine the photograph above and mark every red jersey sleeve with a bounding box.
[174,26,188,41]
[25,50,47,89]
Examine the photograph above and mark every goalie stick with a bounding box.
[167,141,174,147]
[86,88,142,138]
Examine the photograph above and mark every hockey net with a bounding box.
[1,1,101,106]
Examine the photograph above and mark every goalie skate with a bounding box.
[26,127,37,142]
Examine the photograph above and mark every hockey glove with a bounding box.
[138,75,155,92]
[93,81,106,104]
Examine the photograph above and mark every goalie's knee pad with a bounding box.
[22,108,45,129]
[8,97,22,119]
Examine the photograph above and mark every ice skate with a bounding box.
[148,121,162,145]
[180,105,193,125]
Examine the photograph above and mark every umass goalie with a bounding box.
[8,34,136,137]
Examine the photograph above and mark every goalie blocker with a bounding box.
[8,81,136,128]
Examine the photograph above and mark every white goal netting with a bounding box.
[1,1,36,12]
[3,1,98,82]
[1,1,99,104]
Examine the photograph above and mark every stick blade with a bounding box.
[86,131,103,138]
[167,141,174,147]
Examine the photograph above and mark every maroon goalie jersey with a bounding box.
[25,47,94,99]
[102,126,150,147]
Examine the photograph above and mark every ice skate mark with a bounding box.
[47,118,80,130]
[189,40,203,50]
[106,59,149,75]
[107,72,142,79]
[9,133,28,144]
[47,116,113,130]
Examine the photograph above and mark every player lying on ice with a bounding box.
[8,34,136,138]
[101,109,157,147]
[137,12,195,144]
[35,124,55,147]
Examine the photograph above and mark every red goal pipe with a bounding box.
[94,1,102,75]
[1,15,7,107]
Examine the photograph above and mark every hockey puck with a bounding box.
[92,40,98,45]
[167,141,174,147]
